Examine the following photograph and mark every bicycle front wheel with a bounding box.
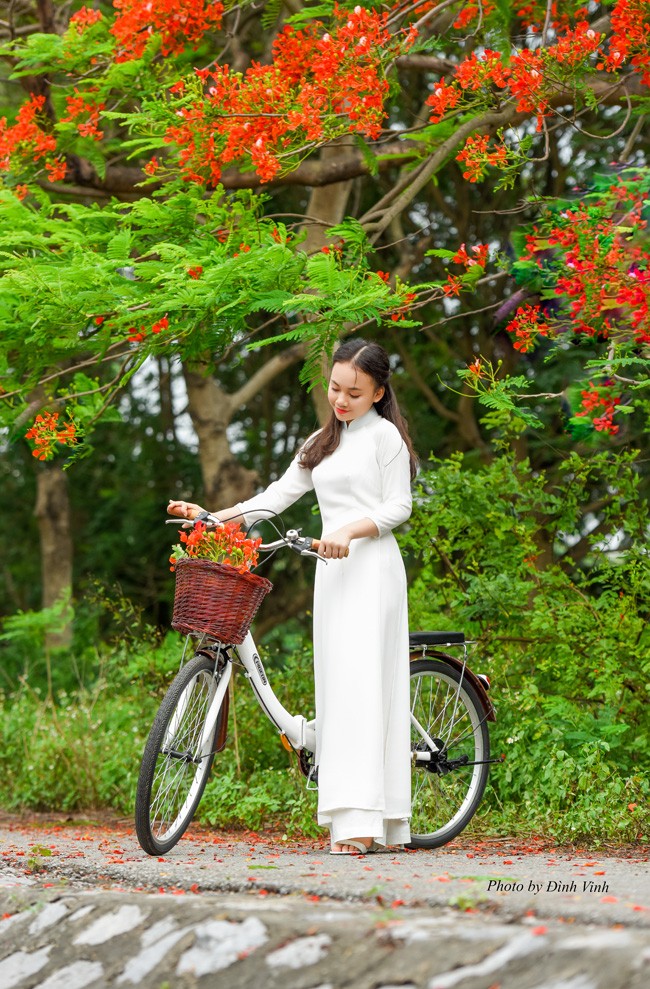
[409,658,490,848]
[135,653,227,855]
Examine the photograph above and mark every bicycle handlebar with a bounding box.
[165,517,348,560]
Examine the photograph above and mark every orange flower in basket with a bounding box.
[169,521,262,573]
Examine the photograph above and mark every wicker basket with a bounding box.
[172,558,272,644]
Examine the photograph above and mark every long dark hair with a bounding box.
[300,339,418,480]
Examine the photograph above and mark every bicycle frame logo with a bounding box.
[253,652,268,686]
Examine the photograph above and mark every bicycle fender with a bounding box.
[409,649,497,723]
[195,647,230,751]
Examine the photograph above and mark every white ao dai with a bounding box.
[238,406,412,845]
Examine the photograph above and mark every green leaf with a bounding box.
[426,248,457,261]
[284,3,335,27]
[353,135,379,177]
[260,0,283,30]
[106,230,132,263]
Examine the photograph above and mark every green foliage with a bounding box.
[0,184,422,446]
[0,635,319,834]
[404,449,650,843]
[0,596,74,652]
[0,596,77,693]
[0,682,154,813]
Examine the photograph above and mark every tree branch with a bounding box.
[220,141,415,188]
[27,73,647,201]
[360,107,518,240]
[394,54,457,75]
[229,342,308,411]
[390,332,460,423]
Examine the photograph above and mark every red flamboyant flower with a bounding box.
[426,3,648,146]
[452,243,490,268]
[161,4,414,185]
[61,89,105,141]
[456,134,507,182]
[453,2,496,30]
[508,48,545,117]
[575,383,622,435]
[45,158,67,182]
[455,50,509,91]
[536,181,650,341]
[170,521,262,573]
[467,358,485,378]
[111,0,225,60]
[599,0,650,85]
[69,6,103,31]
[0,95,57,172]
[151,315,169,334]
[25,412,78,460]
[426,82,460,123]
[443,275,463,297]
[549,21,602,68]
[505,303,550,352]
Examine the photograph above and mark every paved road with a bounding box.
[1,822,648,926]
[0,822,649,987]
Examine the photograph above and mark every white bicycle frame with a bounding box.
[195,632,316,760]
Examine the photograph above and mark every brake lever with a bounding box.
[302,549,326,563]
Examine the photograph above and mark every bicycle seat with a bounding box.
[409,631,465,646]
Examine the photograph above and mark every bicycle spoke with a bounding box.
[150,759,192,833]
[135,649,234,856]
[409,660,489,847]
[152,679,213,825]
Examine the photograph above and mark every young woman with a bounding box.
[168,339,418,855]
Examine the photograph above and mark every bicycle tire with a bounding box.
[408,657,490,848]
[135,653,227,855]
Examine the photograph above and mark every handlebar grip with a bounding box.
[309,538,349,558]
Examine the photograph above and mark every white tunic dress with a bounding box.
[237,406,412,845]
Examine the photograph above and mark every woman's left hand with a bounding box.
[318,527,352,560]
[167,500,206,521]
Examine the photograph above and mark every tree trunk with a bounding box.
[158,356,176,442]
[302,141,355,425]
[34,463,73,649]
[182,365,258,508]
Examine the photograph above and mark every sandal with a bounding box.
[330,839,380,856]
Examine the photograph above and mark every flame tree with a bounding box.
[0,0,647,450]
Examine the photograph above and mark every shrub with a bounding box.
[404,450,650,843]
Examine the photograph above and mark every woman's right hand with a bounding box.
[167,500,206,521]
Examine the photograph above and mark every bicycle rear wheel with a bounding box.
[135,653,227,855]
[408,657,490,848]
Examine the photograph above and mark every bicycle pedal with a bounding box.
[306,764,319,791]
[298,748,318,788]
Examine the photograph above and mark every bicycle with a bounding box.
[135,516,500,856]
